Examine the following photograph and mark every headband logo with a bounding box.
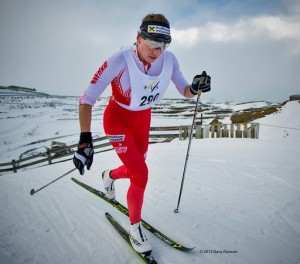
[147,25,170,36]
[148,26,156,32]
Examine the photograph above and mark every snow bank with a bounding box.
[0,99,299,264]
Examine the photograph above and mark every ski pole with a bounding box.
[30,167,76,196]
[174,73,205,213]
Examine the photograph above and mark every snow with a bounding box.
[257,101,300,140]
[0,95,300,264]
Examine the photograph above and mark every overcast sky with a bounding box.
[1,0,300,102]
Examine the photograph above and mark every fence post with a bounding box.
[254,123,260,139]
[211,124,215,138]
[250,123,255,139]
[203,125,209,138]
[12,159,17,173]
[182,126,188,140]
[247,124,251,138]
[216,123,221,138]
[47,148,52,164]
[187,125,193,139]
[243,123,248,138]
[195,124,202,139]
[230,124,234,138]
[222,124,228,138]
[236,124,242,138]
[179,125,182,140]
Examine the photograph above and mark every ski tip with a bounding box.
[187,246,196,251]
[105,212,113,219]
[178,246,195,252]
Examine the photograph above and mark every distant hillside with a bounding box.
[0,85,49,96]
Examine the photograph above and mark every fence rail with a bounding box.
[0,123,259,173]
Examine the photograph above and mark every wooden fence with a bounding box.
[0,123,259,173]
[181,122,260,140]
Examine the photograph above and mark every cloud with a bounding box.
[253,16,300,41]
[171,27,200,46]
[172,14,300,52]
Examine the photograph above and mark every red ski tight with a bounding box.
[103,99,151,224]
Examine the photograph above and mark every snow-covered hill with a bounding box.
[0,93,299,264]
[0,93,279,163]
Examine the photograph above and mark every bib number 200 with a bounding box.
[139,93,160,106]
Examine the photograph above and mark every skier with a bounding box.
[73,13,211,255]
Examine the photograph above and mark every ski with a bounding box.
[105,212,158,264]
[71,177,194,252]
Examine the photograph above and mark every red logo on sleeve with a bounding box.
[90,61,108,84]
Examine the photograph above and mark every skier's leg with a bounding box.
[103,99,151,223]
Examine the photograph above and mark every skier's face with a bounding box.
[136,35,163,64]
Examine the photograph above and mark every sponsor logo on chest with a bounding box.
[144,80,160,92]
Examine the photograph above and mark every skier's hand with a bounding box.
[73,133,94,175]
[190,71,211,95]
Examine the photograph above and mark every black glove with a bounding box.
[190,71,211,95]
[73,132,94,175]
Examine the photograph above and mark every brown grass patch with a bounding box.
[230,104,284,123]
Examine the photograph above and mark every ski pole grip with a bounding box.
[197,71,207,95]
